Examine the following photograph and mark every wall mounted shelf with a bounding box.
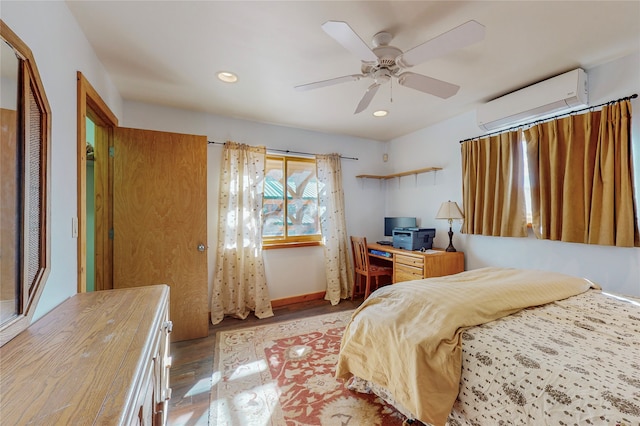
[356,167,442,180]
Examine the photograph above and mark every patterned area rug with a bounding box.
[210,310,406,425]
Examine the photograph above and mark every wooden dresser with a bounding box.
[0,285,171,425]
[368,243,465,283]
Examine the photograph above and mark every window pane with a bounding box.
[286,159,320,237]
[262,158,284,237]
[521,138,533,224]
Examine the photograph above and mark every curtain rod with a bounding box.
[207,140,358,160]
[459,93,638,144]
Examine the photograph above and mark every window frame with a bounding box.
[262,155,322,249]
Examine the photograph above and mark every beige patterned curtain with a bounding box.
[461,131,528,237]
[211,142,274,325]
[316,154,353,305]
[524,100,639,246]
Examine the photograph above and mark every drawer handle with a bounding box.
[163,320,173,333]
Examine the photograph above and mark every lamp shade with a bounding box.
[435,201,464,220]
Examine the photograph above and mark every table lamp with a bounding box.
[435,201,464,252]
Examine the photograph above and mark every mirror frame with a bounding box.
[0,20,52,346]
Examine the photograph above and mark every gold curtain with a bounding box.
[524,100,639,246]
[461,131,527,237]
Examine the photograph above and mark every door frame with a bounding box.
[77,72,118,293]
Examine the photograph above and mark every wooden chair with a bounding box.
[350,236,393,300]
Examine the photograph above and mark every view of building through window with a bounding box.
[522,137,533,225]
[262,156,322,244]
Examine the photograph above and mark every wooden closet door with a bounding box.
[113,127,208,341]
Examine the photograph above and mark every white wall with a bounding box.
[1,1,123,320]
[387,52,640,296]
[122,102,388,301]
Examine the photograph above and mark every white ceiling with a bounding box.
[66,1,640,142]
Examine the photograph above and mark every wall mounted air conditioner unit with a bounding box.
[477,68,588,132]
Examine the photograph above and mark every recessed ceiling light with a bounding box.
[217,71,238,83]
[373,110,388,117]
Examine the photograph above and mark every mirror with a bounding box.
[0,39,20,324]
[0,20,51,346]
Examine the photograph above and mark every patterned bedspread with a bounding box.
[348,289,640,425]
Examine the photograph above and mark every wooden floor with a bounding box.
[167,298,361,426]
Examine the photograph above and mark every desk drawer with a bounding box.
[395,254,424,268]
[395,263,423,283]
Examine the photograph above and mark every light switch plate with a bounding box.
[72,217,78,238]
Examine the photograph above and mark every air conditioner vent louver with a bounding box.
[476,68,588,132]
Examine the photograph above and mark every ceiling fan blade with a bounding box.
[321,21,378,63]
[354,83,381,114]
[294,74,364,91]
[396,20,486,68]
[397,72,460,99]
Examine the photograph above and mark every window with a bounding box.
[521,137,533,225]
[262,155,322,246]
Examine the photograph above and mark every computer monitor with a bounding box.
[384,217,417,236]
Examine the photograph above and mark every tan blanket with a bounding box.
[335,267,599,426]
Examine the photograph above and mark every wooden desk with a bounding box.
[368,243,464,283]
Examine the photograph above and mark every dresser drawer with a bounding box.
[395,262,423,283]
[395,253,424,268]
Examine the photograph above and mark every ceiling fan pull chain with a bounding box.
[390,77,393,103]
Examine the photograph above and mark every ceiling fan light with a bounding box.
[373,68,392,84]
[217,71,238,83]
[373,110,388,117]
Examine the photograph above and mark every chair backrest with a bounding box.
[350,236,369,274]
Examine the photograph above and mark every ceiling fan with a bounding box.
[295,20,485,114]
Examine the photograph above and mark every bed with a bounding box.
[335,267,640,426]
